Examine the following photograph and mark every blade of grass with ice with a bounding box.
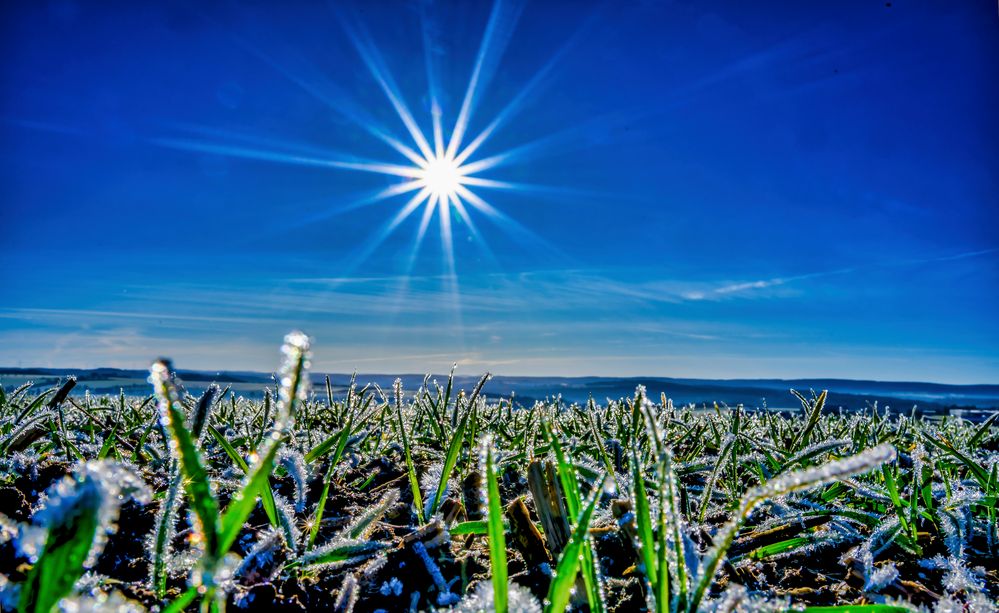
[430,373,490,517]
[150,360,220,560]
[687,444,897,612]
[18,480,100,613]
[208,424,278,526]
[310,411,355,546]
[395,379,425,524]
[483,435,508,613]
[630,447,658,594]
[545,421,605,613]
[544,474,606,613]
[219,332,310,554]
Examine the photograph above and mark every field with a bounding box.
[0,332,996,612]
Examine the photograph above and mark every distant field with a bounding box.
[3,366,997,418]
[1,334,996,611]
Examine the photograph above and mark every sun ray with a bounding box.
[420,6,447,161]
[432,104,445,160]
[416,193,439,246]
[449,192,500,268]
[439,195,456,279]
[448,193,477,239]
[444,0,524,160]
[454,184,565,260]
[225,32,427,167]
[458,107,636,178]
[452,16,589,166]
[265,181,425,236]
[343,187,433,277]
[455,176,521,189]
[456,176,589,199]
[150,137,429,180]
[339,15,435,161]
[156,2,579,297]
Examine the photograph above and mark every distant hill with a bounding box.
[2,366,997,418]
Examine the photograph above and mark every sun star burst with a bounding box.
[153,0,564,289]
[419,155,465,201]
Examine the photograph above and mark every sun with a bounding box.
[152,0,562,285]
[420,155,464,200]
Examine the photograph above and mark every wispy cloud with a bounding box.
[679,247,999,301]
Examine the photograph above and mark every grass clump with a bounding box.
[0,334,995,612]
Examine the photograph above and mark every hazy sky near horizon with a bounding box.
[1,1,997,383]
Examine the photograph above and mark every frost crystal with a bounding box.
[278,450,310,513]
[29,461,150,567]
[57,590,146,613]
[450,581,541,613]
[379,577,403,596]
[236,529,283,584]
[413,541,459,606]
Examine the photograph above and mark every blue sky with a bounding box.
[1,1,997,382]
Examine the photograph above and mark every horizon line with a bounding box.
[2,364,997,388]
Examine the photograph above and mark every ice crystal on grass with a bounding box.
[236,529,283,584]
[58,589,146,613]
[451,580,541,613]
[753,444,896,502]
[272,494,301,552]
[923,554,997,613]
[413,540,459,606]
[297,537,388,571]
[421,462,449,519]
[345,490,399,540]
[867,561,900,592]
[6,339,999,612]
[842,515,903,591]
[689,444,897,612]
[702,583,791,613]
[278,450,310,513]
[921,555,987,596]
[30,461,150,567]
[380,577,403,596]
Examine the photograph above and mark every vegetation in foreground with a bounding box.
[0,332,996,612]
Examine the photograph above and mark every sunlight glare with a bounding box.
[420,155,464,200]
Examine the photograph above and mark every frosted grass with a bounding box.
[0,333,995,611]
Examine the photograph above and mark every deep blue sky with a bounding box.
[2,1,997,382]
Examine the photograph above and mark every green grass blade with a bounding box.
[924,434,990,487]
[292,541,390,569]
[430,399,471,517]
[219,332,310,555]
[545,421,605,612]
[790,390,826,452]
[310,411,354,546]
[970,413,998,447]
[150,360,220,559]
[483,435,508,613]
[208,424,278,526]
[18,480,101,613]
[346,490,399,540]
[305,423,350,464]
[191,384,217,441]
[451,520,490,535]
[745,536,814,560]
[687,444,896,613]
[395,379,425,524]
[150,470,181,598]
[163,586,200,613]
[630,447,658,594]
[698,435,735,521]
[663,449,688,610]
[544,474,606,613]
